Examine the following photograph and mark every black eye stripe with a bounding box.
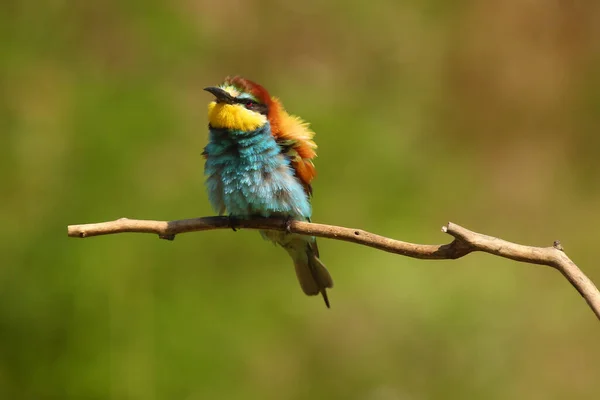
[235,98,255,105]
[235,98,268,115]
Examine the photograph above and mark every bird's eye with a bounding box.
[244,100,257,110]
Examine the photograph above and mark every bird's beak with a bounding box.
[204,86,235,104]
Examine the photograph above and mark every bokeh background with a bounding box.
[2,0,600,398]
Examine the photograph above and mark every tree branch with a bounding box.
[67,216,600,320]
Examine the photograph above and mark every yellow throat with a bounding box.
[207,102,267,131]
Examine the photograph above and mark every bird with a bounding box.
[202,76,333,307]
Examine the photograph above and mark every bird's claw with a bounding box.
[228,215,238,232]
[284,217,293,234]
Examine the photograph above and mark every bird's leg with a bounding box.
[228,215,239,232]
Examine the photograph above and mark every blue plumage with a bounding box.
[204,123,311,219]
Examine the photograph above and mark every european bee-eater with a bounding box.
[203,76,333,307]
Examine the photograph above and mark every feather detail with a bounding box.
[223,76,318,195]
[267,97,318,195]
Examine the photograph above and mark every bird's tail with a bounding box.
[286,240,333,308]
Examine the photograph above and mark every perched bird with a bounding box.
[202,76,333,307]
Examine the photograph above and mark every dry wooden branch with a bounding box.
[67,216,600,320]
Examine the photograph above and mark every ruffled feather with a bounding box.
[224,76,318,195]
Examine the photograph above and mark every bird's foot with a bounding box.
[283,216,294,234]
[228,215,239,232]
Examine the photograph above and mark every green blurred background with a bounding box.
[2,0,600,398]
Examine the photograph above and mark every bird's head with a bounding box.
[204,76,272,132]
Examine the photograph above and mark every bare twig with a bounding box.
[67,216,600,320]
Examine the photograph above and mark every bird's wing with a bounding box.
[268,98,318,196]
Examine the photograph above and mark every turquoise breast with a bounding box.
[204,123,311,219]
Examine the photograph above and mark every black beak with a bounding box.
[204,86,235,104]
